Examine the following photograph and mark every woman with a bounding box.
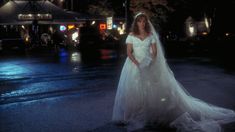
[112,12,235,132]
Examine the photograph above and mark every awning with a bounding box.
[0,1,91,25]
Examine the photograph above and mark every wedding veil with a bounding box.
[135,12,235,132]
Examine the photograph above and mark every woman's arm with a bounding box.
[127,44,139,67]
[151,43,157,59]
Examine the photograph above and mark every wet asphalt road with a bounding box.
[0,49,122,105]
[0,48,235,132]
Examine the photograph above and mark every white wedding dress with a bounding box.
[112,25,235,131]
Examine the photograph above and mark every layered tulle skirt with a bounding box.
[112,56,235,132]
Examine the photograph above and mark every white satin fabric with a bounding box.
[112,21,235,132]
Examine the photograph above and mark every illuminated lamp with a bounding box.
[68,25,75,30]
[113,24,117,29]
[72,32,78,41]
[202,32,208,35]
[60,25,66,32]
[100,24,107,30]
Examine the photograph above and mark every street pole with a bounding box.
[71,0,73,11]
[125,0,130,33]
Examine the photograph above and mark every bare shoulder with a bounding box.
[129,32,134,36]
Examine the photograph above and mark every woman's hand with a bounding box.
[133,60,140,67]
[151,43,157,60]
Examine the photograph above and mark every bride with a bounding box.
[112,12,235,132]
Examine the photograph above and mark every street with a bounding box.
[0,49,235,132]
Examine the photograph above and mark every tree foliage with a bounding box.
[130,0,174,32]
[87,0,114,17]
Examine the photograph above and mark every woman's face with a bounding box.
[137,17,146,30]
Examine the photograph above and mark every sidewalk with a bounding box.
[1,58,235,132]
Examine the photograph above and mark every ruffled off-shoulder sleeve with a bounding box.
[125,35,133,44]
